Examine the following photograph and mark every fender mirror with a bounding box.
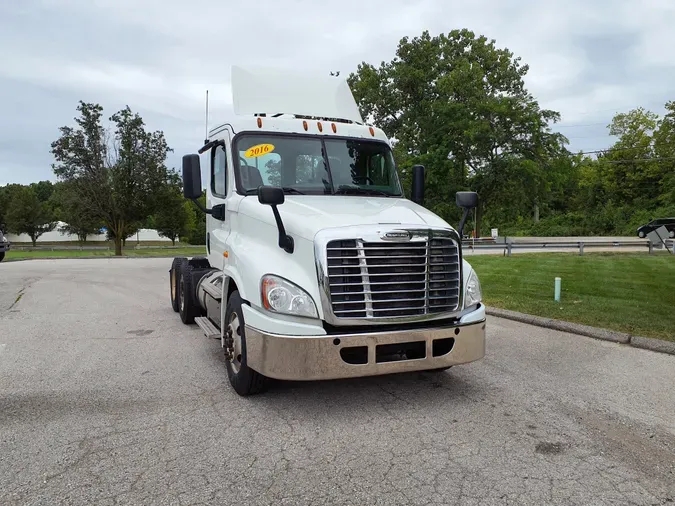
[456,191,479,238]
[258,186,285,206]
[258,186,293,254]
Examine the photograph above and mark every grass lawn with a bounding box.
[468,253,675,342]
[3,246,205,261]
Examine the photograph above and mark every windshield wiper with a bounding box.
[245,187,306,195]
[334,186,396,197]
[281,187,305,195]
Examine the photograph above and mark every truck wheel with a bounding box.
[170,257,187,312]
[0,252,5,262]
[224,290,269,396]
[638,230,646,238]
[178,264,200,325]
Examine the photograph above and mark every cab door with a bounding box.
[206,132,232,268]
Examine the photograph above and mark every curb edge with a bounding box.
[485,307,675,356]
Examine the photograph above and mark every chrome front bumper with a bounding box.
[245,320,486,381]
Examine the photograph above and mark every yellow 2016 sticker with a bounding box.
[244,143,275,158]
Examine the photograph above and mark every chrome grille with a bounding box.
[326,237,461,319]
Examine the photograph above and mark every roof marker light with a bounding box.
[303,120,308,131]
[257,117,263,128]
[369,127,375,136]
[331,123,337,133]
[317,122,323,132]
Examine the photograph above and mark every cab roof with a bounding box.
[208,115,389,144]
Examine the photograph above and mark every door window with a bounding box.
[211,145,227,197]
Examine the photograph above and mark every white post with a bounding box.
[554,277,561,302]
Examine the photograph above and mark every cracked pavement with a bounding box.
[1,258,674,505]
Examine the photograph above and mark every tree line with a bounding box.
[0,102,206,251]
[348,29,675,236]
[2,29,673,245]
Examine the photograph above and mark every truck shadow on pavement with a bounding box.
[207,344,486,411]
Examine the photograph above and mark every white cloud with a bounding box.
[1,0,674,183]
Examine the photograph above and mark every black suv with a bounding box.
[637,218,675,238]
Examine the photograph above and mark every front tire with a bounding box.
[224,291,270,396]
[170,257,187,312]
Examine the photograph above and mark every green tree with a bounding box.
[153,172,192,245]
[51,181,103,242]
[51,101,172,255]
[0,185,10,232]
[653,101,675,207]
[348,29,568,234]
[600,107,659,207]
[31,180,55,203]
[186,191,207,245]
[5,185,56,246]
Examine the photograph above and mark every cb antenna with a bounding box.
[204,90,209,145]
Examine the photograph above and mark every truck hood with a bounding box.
[238,196,454,240]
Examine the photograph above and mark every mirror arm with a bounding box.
[198,139,225,155]
[458,208,471,238]
[271,206,294,254]
[190,198,212,215]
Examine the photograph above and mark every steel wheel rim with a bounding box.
[228,312,243,374]
[179,274,185,312]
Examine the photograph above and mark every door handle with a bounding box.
[211,204,226,221]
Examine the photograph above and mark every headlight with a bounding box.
[261,275,318,318]
[464,269,482,308]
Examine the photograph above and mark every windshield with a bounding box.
[235,134,403,197]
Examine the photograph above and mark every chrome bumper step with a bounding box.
[195,317,220,340]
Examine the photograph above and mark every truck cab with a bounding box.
[170,67,486,396]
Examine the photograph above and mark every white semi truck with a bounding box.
[169,67,486,396]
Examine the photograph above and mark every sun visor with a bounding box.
[231,65,364,124]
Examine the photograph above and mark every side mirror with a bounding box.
[182,154,203,200]
[456,191,479,239]
[411,165,425,205]
[257,186,293,254]
[258,186,285,206]
[456,191,478,210]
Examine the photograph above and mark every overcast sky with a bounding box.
[1,0,674,185]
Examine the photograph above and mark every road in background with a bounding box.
[1,259,674,505]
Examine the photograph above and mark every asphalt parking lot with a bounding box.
[1,258,674,505]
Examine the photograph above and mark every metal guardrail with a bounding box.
[461,237,675,256]
[8,244,205,252]
[8,239,675,255]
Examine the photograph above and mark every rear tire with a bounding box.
[224,291,270,396]
[178,264,200,325]
[170,257,187,312]
[0,252,5,262]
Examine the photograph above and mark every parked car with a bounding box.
[637,218,675,238]
[0,230,10,262]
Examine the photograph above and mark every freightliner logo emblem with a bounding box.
[382,231,411,241]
